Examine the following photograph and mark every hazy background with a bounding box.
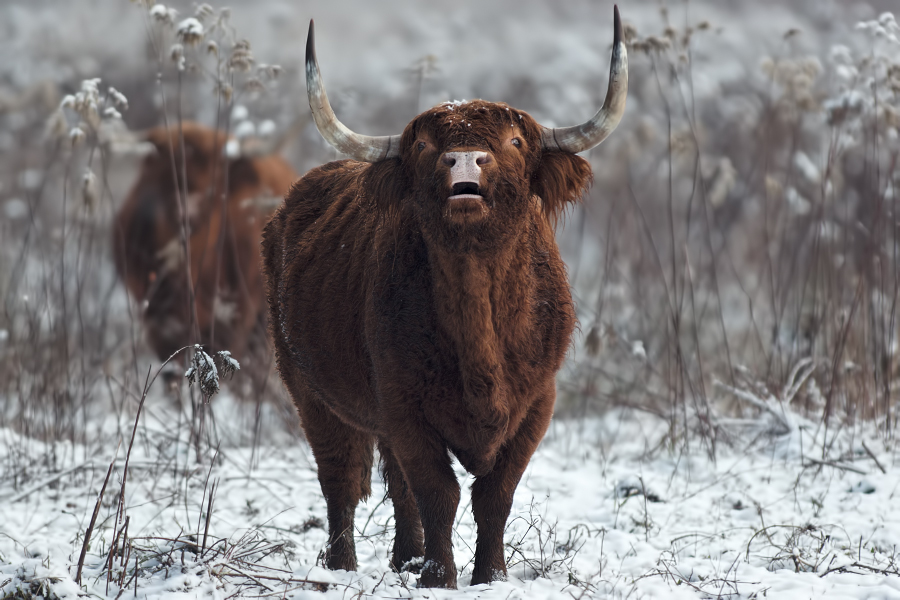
[0,0,898,444]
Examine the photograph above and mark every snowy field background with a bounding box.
[4,394,900,599]
[2,0,900,598]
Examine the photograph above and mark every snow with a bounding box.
[2,402,899,599]
[0,0,898,598]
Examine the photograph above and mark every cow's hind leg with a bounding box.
[296,397,374,572]
[378,440,424,572]
[470,392,554,585]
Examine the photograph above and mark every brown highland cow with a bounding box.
[263,7,627,588]
[114,122,297,372]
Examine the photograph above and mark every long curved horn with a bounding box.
[541,5,628,153]
[306,20,401,162]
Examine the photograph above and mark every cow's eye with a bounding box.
[511,138,521,148]
[417,141,426,151]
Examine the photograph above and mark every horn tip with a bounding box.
[613,5,622,46]
[306,20,316,68]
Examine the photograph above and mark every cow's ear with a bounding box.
[364,157,409,219]
[531,151,593,223]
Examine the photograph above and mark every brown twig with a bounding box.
[861,441,887,474]
[76,456,117,586]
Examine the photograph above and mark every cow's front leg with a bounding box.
[386,425,459,589]
[470,393,554,585]
[378,440,425,572]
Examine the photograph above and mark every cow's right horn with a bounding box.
[306,20,401,162]
[540,5,628,154]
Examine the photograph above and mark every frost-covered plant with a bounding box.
[54,77,130,212]
[140,2,281,117]
[185,345,241,401]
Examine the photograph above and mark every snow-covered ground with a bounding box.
[3,392,899,599]
[1,0,899,598]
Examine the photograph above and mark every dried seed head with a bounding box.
[622,22,638,44]
[206,40,219,56]
[195,3,214,20]
[258,63,282,81]
[170,43,184,63]
[149,4,177,26]
[45,108,69,140]
[185,345,220,400]
[216,351,240,379]
[177,17,204,46]
[170,43,186,71]
[69,126,86,146]
[108,87,128,110]
[81,169,98,212]
[646,36,671,53]
[243,78,265,94]
[62,78,103,130]
[229,39,254,72]
[215,81,233,103]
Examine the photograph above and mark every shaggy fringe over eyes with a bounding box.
[531,151,593,224]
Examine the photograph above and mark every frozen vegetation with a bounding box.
[1,0,900,597]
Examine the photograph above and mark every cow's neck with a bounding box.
[428,232,531,418]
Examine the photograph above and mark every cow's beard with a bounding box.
[415,172,530,255]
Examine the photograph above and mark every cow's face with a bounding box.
[135,123,229,223]
[143,125,226,201]
[385,100,592,251]
[402,101,539,246]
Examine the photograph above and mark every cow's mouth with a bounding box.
[446,182,488,223]
[448,182,483,202]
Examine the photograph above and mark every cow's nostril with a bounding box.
[441,155,456,167]
[475,154,493,166]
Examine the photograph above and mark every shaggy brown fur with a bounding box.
[263,100,592,588]
[114,122,297,373]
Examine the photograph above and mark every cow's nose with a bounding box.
[443,151,492,187]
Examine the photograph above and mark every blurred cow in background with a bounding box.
[113,121,297,385]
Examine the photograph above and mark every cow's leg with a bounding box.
[378,440,425,572]
[470,395,554,585]
[296,397,374,572]
[387,427,460,589]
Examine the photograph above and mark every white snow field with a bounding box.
[3,393,899,600]
[1,0,900,598]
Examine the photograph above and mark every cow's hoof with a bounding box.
[417,559,457,589]
[393,556,424,574]
[470,566,508,586]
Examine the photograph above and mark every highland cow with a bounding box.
[263,7,627,588]
[114,122,297,372]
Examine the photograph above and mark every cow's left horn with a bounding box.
[306,20,401,162]
[541,5,628,153]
